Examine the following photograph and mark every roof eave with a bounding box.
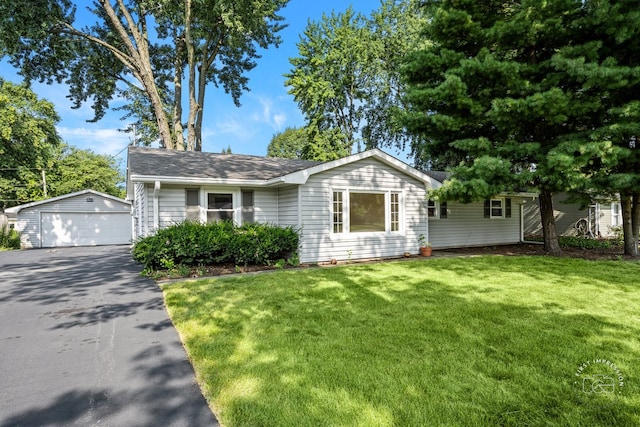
[129,175,271,187]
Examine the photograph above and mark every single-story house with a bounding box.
[6,190,132,249]
[127,146,535,263]
[524,193,622,238]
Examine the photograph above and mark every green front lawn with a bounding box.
[162,256,640,426]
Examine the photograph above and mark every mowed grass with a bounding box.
[162,256,640,426]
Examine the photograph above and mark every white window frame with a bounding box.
[331,189,403,235]
[426,199,447,219]
[206,192,234,223]
[490,198,504,219]
[611,202,622,227]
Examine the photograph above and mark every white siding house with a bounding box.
[6,190,132,248]
[127,146,532,263]
[524,193,621,238]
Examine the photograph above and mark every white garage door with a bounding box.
[41,212,132,247]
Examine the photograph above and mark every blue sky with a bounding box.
[0,0,385,165]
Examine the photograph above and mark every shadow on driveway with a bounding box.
[0,246,218,427]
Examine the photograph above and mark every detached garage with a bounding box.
[6,190,132,249]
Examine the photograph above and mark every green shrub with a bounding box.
[0,226,20,250]
[132,221,299,270]
[558,236,615,249]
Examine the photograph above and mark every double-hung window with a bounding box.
[611,202,621,227]
[484,198,512,219]
[332,190,401,234]
[185,189,200,221]
[427,199,447,219]
[207,193,234,222]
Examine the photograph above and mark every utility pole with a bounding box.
[41,169,47,198]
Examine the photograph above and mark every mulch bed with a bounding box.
[155,243,637,281]
[440,243,634,261]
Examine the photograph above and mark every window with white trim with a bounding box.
[332,190,401,233]
[612,202,621,226]
[242,190,255,224]
[427,199,448,219]
[390,193,400,231]
[484,198,511,219]
[333,191,344,233]
[207,193,234,222]
[185,189,200,221]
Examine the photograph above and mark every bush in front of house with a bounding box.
[0,226,20,250]
[132,221,300,270]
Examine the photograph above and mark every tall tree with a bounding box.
[48,145,125,198]
[267,127,308,159]
[401,0,640,253]
[286,1,425,155]
[0,80,61,209]
[560,0,640,256]
[0,0,288,151]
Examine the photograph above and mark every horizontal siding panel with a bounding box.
[277,186,299,227]
[158,186,186,228]
[299,158,427,263]
[254,189,278,223]
[429,200,522,248]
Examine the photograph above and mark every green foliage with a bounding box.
[0,0,289,150]
[401,0,640,252]
[266,127,307,159]
[286,1,426,155]
[47,145,125,199]
[0,225,20,250]
[558,236,615,250]
[0,79,62,209]
[132,221,299,270]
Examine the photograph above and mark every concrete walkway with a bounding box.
[0,246,218,427]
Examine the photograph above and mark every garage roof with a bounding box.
[5,190,130,214]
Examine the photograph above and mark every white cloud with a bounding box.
[57,126,131,158]
[273,113,287,130]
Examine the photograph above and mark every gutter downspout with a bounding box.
[153,180,161,232]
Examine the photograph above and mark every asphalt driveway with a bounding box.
[0,246,218,427]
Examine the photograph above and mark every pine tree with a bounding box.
[401,0,640,254]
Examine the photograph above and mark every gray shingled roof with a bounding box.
[423,170,451,183]
[128,146,322,181]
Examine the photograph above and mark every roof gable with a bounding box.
[275,149,441,188]
[5,190,129,214]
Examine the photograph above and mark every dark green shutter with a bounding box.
[505,198,512,218]
[440,202,448,218]
[484,200,490,218]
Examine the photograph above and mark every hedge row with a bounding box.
[132,221,299,270]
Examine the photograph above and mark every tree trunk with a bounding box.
[185,0,199,152]
[539,188,561,253]
[173,31,185,151]
[621,193,639,256]
[633,193,640,244]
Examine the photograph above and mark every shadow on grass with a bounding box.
[164,259,640,426]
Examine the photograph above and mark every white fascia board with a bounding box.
[269,149,442,189]
[129,175,269,187]
[498,191,539,198]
